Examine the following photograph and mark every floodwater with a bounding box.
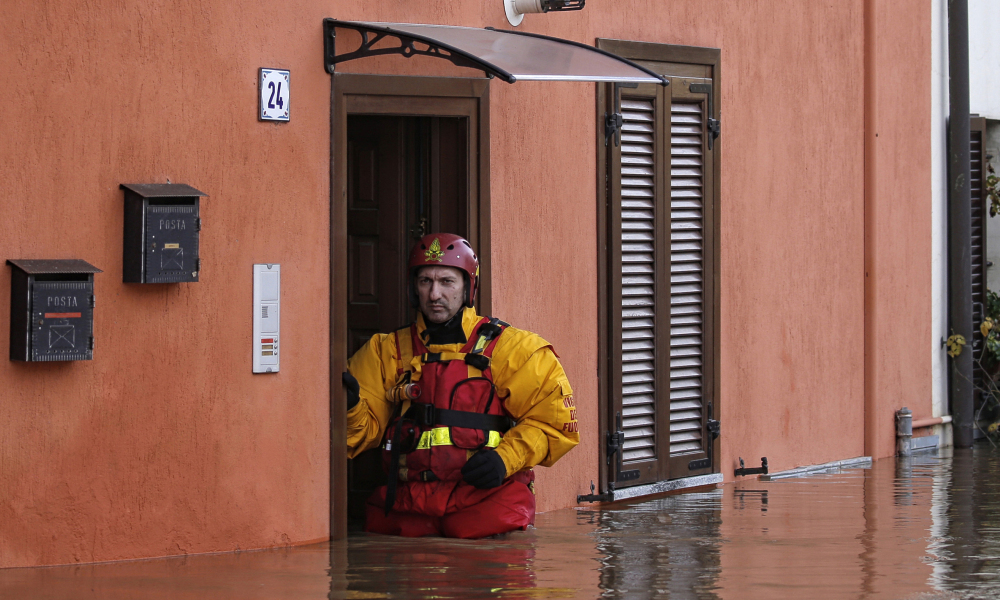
[2,445,999,600]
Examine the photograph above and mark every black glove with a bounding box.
[461,450,507,489]
[342,371,360,410]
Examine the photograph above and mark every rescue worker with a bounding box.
[343,233,579,538]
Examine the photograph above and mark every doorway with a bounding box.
[345,114,469,526]
[330,74,491,538]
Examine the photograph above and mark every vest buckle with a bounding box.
[464,353,490,371]
[407,402,436,427]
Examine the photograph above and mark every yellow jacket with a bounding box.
[346,307,579,477]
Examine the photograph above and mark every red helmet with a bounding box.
[408,233,479,308]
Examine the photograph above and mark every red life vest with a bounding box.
[381,317,513,513]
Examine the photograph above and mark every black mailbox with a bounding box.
[121,183,205,283]
[7,259,102,362]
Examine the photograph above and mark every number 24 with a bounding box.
[267,81,284,110]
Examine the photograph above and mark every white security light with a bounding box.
[504,0,585,27]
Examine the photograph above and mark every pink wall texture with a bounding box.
[0,0,932,567]
[0,0,336,568]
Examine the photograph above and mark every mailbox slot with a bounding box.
[121,183,206,283]
[7,259,102,362]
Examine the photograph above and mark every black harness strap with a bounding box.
[464,353,490,371]
[383,315,513,514]
[384,418,406,516]
[403,404,515,433]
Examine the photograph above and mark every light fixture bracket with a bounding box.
[505,0,585,27]
[504,0,525,26]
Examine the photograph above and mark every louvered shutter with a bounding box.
[610,82,714,485]
[971,116,987,400]
[619,97,658,462]
[669,100,706,455]
[598,41,720,490]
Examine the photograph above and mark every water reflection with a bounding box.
[2,445,999,599]
[934,447,1000,595]
[583,491,722,598]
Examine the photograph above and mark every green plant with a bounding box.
[972,158,1000,443]
[975,290,1000,443]
[988,162,1000,217]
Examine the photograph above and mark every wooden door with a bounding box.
[345,114,469,525]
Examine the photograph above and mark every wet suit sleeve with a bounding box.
[491,330,580,478]
[345,334,400,458]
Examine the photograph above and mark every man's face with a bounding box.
[416,266,466,324]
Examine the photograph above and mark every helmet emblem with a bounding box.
[424,238,445,262]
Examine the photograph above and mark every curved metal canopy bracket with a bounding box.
[322,19,668,86]
[324,19,512,82]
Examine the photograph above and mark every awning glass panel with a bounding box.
[324,20,666,85]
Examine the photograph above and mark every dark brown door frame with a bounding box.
[595,41,721,495]
[329,73,491,539]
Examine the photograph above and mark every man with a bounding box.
[343,233,579,538]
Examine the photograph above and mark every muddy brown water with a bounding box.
[2,445,998,599]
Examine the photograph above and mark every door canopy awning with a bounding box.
[323,19,667,85]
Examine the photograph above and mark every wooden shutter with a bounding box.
[669,98,707,455]
[605,78,716,487]
[619,96,659,463]
[597,41,720,493]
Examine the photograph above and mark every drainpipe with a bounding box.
[896,407,913,456]
[948,0,974,448]
[913,415,953,429]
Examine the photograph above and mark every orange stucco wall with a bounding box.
[709,3,870,476]
[0,0,335,568]
[1,0,932,567]
[865,0,934,459]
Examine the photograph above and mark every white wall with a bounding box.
[970,0,1000,295]
[933,0,1000,428]
[970,0,1000,118]
[985,121,1000,293]
[930,0,1000,432]
[931,0,948,419]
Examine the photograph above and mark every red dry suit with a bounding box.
[346,308,579,538]
[369,316,535,538]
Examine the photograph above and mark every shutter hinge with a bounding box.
[606,428,625,464]
[707,117,721,148]
[89,295,95,308]
[708,418,721,440]
[689,82,721,150]
[196,217,202,232]
[88,336,95,351]
[605,112,623,147]
[689,404,720,471]
[606,411,625,464]
[605,82,639,147]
